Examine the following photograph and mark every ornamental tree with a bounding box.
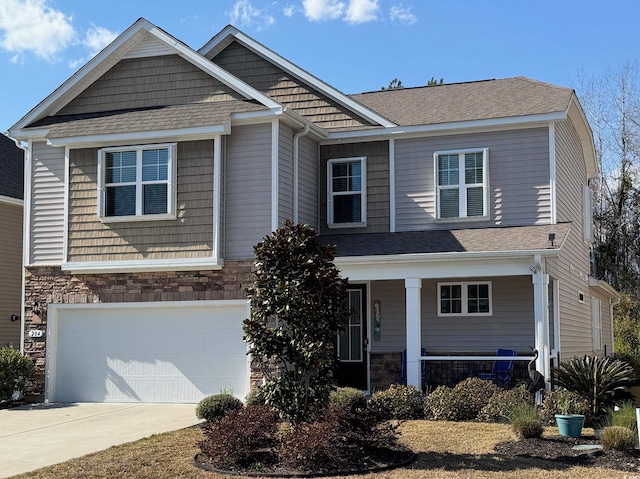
[243,221,350,424]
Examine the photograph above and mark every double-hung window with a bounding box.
[98,143,176,221]
[327,157,366,228]
[435,148,488,220]
[438,282,492,316]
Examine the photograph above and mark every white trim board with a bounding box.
[61,257,224,273]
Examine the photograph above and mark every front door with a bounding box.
[336,285,368,390]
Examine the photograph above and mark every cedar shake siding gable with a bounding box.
[211,40,376,131]
[395,128,551,231]
[66,140,214,262]
[58,55,246,116]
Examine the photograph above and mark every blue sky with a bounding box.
[1,0,638,133]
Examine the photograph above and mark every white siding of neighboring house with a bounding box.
[29,141,66,265]
[546,119,592,359]
[394,128,551,231]
[223,123,272,259]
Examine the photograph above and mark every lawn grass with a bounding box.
[10,421,630,479]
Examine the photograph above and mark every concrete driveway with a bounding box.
[0,402,200,478]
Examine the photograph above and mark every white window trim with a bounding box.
[327,156,367,228]
[592,297,602,350]
[434,147,489,222]
[97,143,177,223]
[437,281,493,317]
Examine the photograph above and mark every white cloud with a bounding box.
[345,0,379,24]
[302,0,346,21]
[227,0,276,30]
[389,5,418,25]
[0,0,75,61]
[283,4,296,17]
[83,25,118,57]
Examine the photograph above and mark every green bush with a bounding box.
[196,393,244,422]
[451,377,501,421]
[540,388,589,425]
[424,385,457,421]
[245,388,266,406]
[368,384,424,420]
[0,348,36,401]
[553,355,634,423]
[600,426,636,451]
[509,403,543,440]
[478,385,534,423]
[611,402,639,432]
[329,387,366,411]
[199,405,279,469]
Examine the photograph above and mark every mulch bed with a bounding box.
[194,446,416,477]
[495,435,640,472]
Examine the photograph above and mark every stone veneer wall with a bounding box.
[24,260,255,388]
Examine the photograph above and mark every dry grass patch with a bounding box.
[9,422,631,479]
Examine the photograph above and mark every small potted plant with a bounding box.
[555,396,586,438]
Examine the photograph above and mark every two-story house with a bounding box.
[0,133,24,350]
[9,19,617,403]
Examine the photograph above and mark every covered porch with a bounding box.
[324,224,569,393]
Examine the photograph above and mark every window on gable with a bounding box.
[435,148,488,220]
[438,282,492,316]
[327,157,367,228]
[99,143,176,221]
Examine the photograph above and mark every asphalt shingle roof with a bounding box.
[319,223,571,257]
[0,134,24,200]
[29,100,268,138]
[349,77,574,127]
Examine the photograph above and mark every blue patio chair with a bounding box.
[401,348,427,382]
[477,348,517,387]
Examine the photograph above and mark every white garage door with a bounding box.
[46,301,250,403]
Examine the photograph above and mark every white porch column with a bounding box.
[405,278,422,389]
[532,269,551,390]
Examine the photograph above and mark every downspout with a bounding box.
[292,125,310,223]
[13,137,28,353]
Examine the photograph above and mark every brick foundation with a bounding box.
[24,260,255,388]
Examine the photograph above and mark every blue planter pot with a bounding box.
[555,414,585,438]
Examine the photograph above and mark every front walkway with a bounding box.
[0,402,200,478]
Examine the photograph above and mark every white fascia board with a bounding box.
[46,124,230,148]
[335,250,559,282]
[8,128,50,141]
[588,277,620,299]
[0,195,23,207]
[324,111,567,143]
[199,27,394,128]
[567,96,599,178]
[62,257,224,274]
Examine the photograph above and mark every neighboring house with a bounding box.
[0,133,24,350]
[9,18,617,403]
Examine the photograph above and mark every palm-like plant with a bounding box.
[553,355,635,422]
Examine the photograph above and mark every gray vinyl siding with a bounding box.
[0,202,22,348]
[319,141,390,234]
[224,123,272,259]
[278,123,294,225]
[395,128,551,231]
[66,140,214,262]
[298,135,319,229]
[370,276,534,354]
[58,55,243,116]
[30,141,65,265]
[546,119,592,359]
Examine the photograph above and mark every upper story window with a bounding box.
[327,157,367,228]
[438,281,492,316]
[435,148,489,220]
[98,143,176,222]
